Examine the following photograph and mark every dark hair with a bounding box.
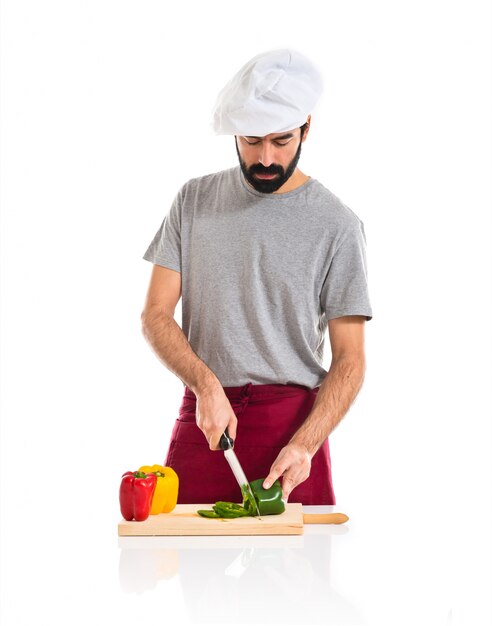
[300,121,309,138]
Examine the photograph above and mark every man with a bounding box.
[141,49,372,505]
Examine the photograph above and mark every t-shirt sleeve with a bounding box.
[320,219,373,321]
[143,192,182,272]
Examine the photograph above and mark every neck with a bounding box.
[273,168,310,194]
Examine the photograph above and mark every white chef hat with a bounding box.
[212,49,323,137]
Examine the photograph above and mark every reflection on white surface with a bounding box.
[118,507,364,625]
[119,544,180,594]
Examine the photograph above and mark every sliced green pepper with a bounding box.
[197,509,221,518]
[197,503,248,518]
[213,502,250,518]
[241,484,258,514]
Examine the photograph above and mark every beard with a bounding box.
[235,138,303,193]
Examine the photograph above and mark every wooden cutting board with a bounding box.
[118,503,304,536]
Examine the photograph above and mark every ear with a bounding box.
[301,115,311,142]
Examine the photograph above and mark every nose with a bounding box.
[258,142,275,167]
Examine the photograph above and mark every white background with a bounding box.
[1,1,491,625]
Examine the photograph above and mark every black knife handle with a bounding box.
[219,428,234,450]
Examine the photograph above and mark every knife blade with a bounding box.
[219,429,262,520]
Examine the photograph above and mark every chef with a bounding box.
[141,49,372,505]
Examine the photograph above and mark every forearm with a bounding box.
[141,307,220,396]
[290,354,366,457]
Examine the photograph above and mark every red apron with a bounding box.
[165,382,336,505]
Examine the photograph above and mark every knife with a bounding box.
[219,428,262,520]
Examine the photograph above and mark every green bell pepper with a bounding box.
[245,478,285,516]
[197,478,286,518]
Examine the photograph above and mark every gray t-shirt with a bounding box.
[144,166,372,388]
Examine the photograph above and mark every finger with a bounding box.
[208,430,223,451]
[227,415,238,442]
[263,461,288,490]
[281,475,297,501]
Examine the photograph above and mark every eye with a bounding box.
[245,139,261,145]
[273,140,291,147]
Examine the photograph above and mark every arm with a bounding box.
[141,264,238,449]
[263,315,367,500]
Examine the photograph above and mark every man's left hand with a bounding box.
[262,443,311,501]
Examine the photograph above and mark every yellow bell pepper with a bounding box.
[138,464,179,514]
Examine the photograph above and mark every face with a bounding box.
[235,127,306,193]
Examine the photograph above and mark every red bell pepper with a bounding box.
[119,471,157,521]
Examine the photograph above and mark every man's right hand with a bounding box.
[195,386,238,450]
